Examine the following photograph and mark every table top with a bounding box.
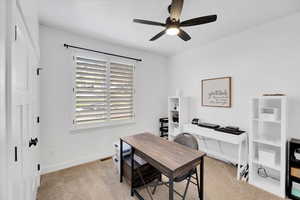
[121,133,206,177]
[183,124,247,144]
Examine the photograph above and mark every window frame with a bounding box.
[70,50,136,131]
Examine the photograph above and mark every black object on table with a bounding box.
[287,138,300,200]
[198,122,220,129]
[159,117,169,138]
[214,127,245,135]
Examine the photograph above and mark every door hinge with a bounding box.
[72,88,75,93]
[37,116,40,123]
[14,146,18,162]
[14,25,17,41]
[37,164,41,171]
[72,120,75,124]
[29,138,38,147]
[37,67,43,76]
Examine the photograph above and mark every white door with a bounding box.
[7,8,40,200]
[27,41,40,198]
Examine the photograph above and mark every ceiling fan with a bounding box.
[133,0,217,41]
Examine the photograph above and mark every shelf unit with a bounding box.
[287,139,300,199]
[168,96,189,141]
[249,96,287,198]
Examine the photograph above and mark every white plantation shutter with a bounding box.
[110,62,134,121]
[74,56,135,126]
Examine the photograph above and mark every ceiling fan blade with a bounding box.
[170,0,184,21]
[150,30,166,41]
[178,29,191,41]
[133,19,165,27]
[180,15,217,27]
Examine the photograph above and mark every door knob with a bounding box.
[29,138,38,147]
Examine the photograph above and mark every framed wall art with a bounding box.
[202,77,232,107]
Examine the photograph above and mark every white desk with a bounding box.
[182,124,248,180]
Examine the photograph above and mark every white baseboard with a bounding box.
[41,153,113,175]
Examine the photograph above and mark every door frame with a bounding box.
[0,0,8,199]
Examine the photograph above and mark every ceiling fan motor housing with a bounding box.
[166,17,180,28]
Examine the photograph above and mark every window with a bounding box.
[73,55,135,128]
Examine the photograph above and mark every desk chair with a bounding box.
[152,133,201,200]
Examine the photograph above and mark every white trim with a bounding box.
[0,0,7,199]
[41,152,113,175]
[70,119,135,132]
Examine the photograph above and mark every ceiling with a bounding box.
[39,0,300,56]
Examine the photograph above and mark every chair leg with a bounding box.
[152,174,162,195]
[182,175,192,200]
[195,169,201,200]
[152,179,158,195]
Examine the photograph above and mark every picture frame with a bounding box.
[202,77,232,107]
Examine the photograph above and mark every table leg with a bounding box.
[200,157,204,200]
[120,139,123,183]
[237,141,242,180]
[131,147,135,197]
[169,176,174,200]
[195,167,201,199]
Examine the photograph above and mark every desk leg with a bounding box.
[200,157,204,200]
[131,147,135,197]
[237,141,242,180]
[169,176,174,200]
[120,139,123,183]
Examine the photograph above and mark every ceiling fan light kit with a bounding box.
[166,26,180,36]
[133,0,217,41]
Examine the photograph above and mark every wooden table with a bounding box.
[120,133,206,200]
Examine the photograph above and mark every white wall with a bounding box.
[168,13,300,158]
[39,25,168,174]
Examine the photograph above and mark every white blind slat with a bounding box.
[75,57,134,125]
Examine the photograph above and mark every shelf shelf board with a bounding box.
[168,96,180,100]
[160,130,168,133]
[291,163,300,169]
[288,194,300,200]
[252,96,286,100]
[253,158,281,171]
[251,174,282,197]
[291,175,300,183]
[291,159,300,167]
[253,138,281,147]
[252,118,281,124]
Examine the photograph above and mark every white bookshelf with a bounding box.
[168,96,189,141]
[249,96,287,198]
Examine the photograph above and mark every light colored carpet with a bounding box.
[37,157,284,200]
